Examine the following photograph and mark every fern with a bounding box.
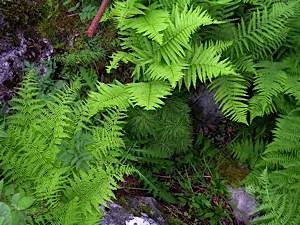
[0,70,134,224]
[231,138,266,169]
[123,5,170,44]
[127,81,172,110]
[209,75,249,124]
[249,61,288,121]
[231,1,300,59]
[183,42,236,89]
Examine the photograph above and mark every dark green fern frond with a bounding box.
[231,138,266,169]
[249,61,288,121]
[231,1,300,59]
[263,109,300,167]
[61,48,105,68]
[135,169,176,203]
[248,168,300,225]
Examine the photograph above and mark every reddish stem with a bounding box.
[86,0,111,37]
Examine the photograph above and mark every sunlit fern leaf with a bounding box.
[113,0,148,28]
[64,167,117,220]
[146,63,185,87]
[87,82,131,116]
[106,51,131,74]
[249,61,288,121]
[124,7,170,44]
[159,6,216,64]
[209,75,249,124]
[127,81,172,110]
[34,168,69,209]
[10,69,44,128]
[89,110,126,162]
[158,0,191,10]
[184,43,236,89]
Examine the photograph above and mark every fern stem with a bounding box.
[86,0,111,37]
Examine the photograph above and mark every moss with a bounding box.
[140,204,153,216]
[0,0,43,39]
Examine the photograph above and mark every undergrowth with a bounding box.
[1,0,300,224]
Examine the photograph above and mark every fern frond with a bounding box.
[158,0,191,10]
[127,81,172,110]
[231,138,265,169]
[209,75,249,124]
[87,82,131,116]
[159,6,216,64]
[124,6,170,44]
[231,1,300,58]
[89,110,126,162]
[146,63,185,87]
[61,48,105,67]
[10,69,44,128]
[249,61,288,121]
[183,42,236,89]
[263,109,300,167]
[113,0,148,28]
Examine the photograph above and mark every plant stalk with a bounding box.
[86,0,111,37]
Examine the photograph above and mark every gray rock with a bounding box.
[101,197,166,225]
[0,12,53,103]
[228,187,257,225]
[190,85,223,125]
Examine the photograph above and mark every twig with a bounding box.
[86,0,111,37]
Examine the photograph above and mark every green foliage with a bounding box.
[108,0,300,125]
[0,69,134,224]
[0,180,34,225]
[231,138,265,169]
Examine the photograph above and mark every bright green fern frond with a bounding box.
[184,42,236,89]
[158,0,191,10]
[89,110,126,162]
[113,0,148,28]
[10,69,44,128]
[159,6,216,64]
[87,82,131,116]
[127,81,172,110]
[146,63,185,87]
[64,167,117,222]
[209,75,249,124]
[124,6,170,44]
